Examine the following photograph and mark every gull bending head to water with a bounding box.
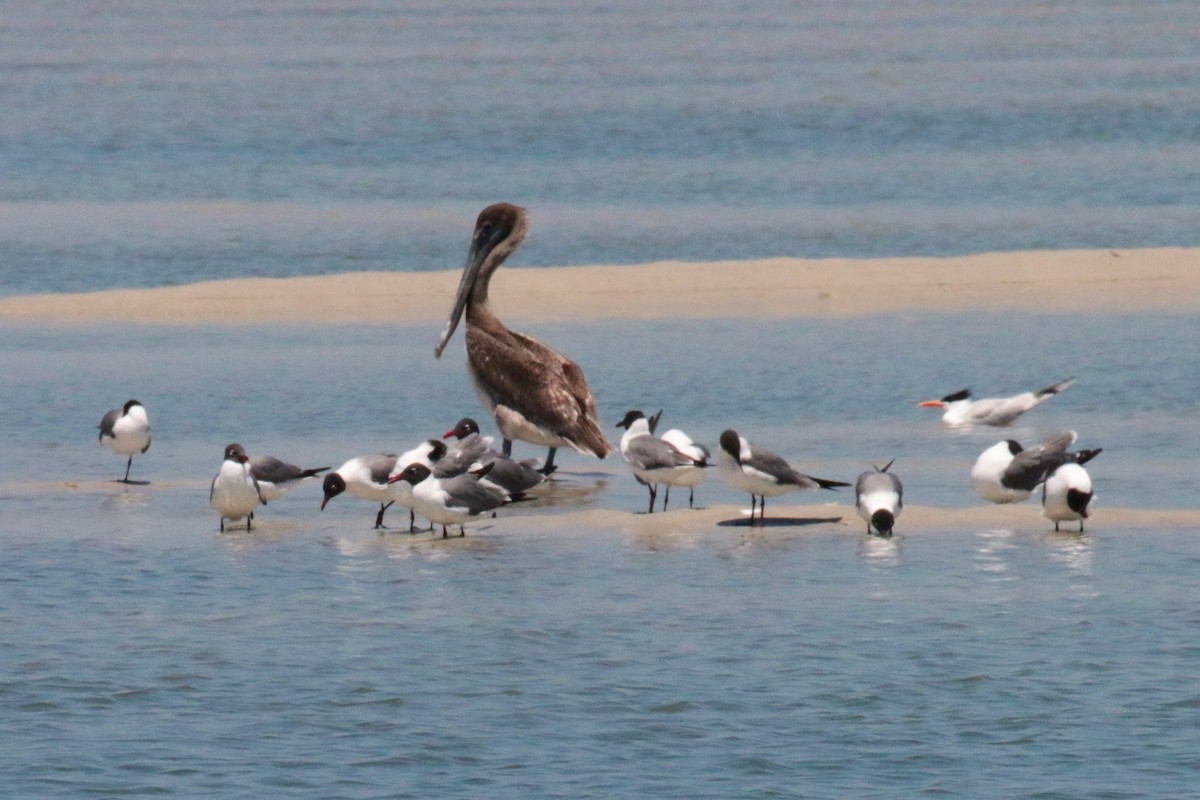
[434,203,612,475]
[321,453,400,529]
[855,460,903,536]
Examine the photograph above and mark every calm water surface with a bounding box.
[2,0,1199,295]
[2,315,1199,797]
[3,1,1199,795]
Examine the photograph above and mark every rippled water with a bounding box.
[4,1,1200,795]
[3,0,1200,295]
[3,314,1199,797]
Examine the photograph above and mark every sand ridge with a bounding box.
[1,247,1196,326]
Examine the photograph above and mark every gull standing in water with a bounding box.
[210,443,267,532]
[443,417,546,499]
[433,203,612,475]
[717,429,849,524]
[855,460,903,536]
[918,377,1075,426]
[615,410,708,513]
[388,462,508,538]
[98,399,151,482]
[970,431,1101,504]
[658,427,710,509]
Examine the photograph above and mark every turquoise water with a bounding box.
[4,1,1200,795]
[2,315,1199,797]
[3,0,1200,295]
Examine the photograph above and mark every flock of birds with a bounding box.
[97,203,1102,538]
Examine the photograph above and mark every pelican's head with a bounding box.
[434,203,529,358]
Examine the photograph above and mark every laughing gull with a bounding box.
[97,399,151,482]
[615,410,708,513]
[442,417,546,498]
[970,431,1102,504]
[383,437,507,532]
[210,443,267,532]
[387,461,508,537]
[855,460,903,536]
[717,429,850,524]
[658,427,710,509]
[249,456,331,502]
[433,203,612,475]
[320,453,400,529]
[919,377,1075,426]
[1042,462,1096,532]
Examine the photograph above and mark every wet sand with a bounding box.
[2,247,1197,325]
[17,478,1191,536]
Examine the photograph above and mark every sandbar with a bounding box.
[1,247,1196,326]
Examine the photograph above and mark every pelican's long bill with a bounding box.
[434,217,506,359]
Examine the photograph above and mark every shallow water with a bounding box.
[3,0,1200,295]
[3,314,1199,797]
[4,1,1200,794]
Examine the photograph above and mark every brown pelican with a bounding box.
[434,203,612,474]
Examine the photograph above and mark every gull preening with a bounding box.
[717,429,849,524]
[970,431,1102,504]
[919,377,1075,426]
[98,399,151,482]
[434,203,612,474]
[1042,462,1096,532]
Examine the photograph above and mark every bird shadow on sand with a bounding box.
[717,515,843,528]
[113,479,151,487]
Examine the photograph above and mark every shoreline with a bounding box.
[11,479,1195,534]
[1,247,1197,326]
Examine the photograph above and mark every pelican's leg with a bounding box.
[374,501,394,530]
[540,447,558,476]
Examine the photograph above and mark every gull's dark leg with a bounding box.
[647,484,657,514]
[121,456,133,482]
[540,447,558,476]
[374,501,394,530]
[663,486,670,512]
[503,439,513,457]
